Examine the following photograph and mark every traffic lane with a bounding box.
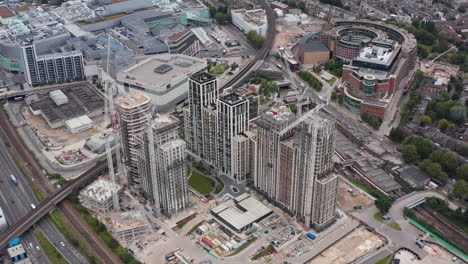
[0,134,86,263]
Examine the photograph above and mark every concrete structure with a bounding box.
[217,93,250,182]
[22,45,84,86]
[115,93,153,188]
[231,9,267,37]
[184,72,218,159]
[7,244,27,263]
[85,134,115,154]
[109,211,149,242]
[79,179,122,214]
[137,115,189,217]
[49,90,68,106]
[28,84,104,129]
[253,107,339,230]
[117,54,206,113]
[65,115,94,134]
[211,193,272,233]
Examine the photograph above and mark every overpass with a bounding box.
[0,159,110,249]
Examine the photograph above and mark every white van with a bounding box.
[31,204,36,209]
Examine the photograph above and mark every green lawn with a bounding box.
[211,64,228,76]
[35,231,68,264]
[213,176,225,194]
[343,176,374,197]
[188,170,214,195]
[326,77,337,85]
[387,222,402,231]
[374,212,384,223]
[375,254,392,264]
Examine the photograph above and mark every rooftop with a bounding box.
[396,166,431,188]
[110,210,148,231]
[232,9,267,27]
[117,54,206,89]
[0,6,15,18]
[7,244,25,258]
[115,92,151,109]
[257,105,295,131]
[211,194,272,231]
[152,114,180,131]
[219,93,246,106]
[355,45,395,66]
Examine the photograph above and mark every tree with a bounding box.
[418,159,432,171]
[370,190,394,214]
[449,52,466,65]
[417,45,428,59]
[452,180,468,200]
[438,119,449,132]
[420,115,432,127]
[247,31,265,49]
[389,127,404,142]
[456,164,468,180]
[449,105,466,124]
[402,144,420,163]
[215,12,227,24]
[441,152,458,174]
[458,6,466,13]
[425,162,448,184]
[411,136,433,159]
[230,63,238,71]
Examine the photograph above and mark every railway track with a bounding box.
[413,207,468,250]
[0,108,122,263]
[221,0,276,90]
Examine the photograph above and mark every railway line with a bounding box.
[221,0,276,90]
[413,207,468,250]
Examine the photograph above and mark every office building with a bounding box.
[217,93,249,182]
[137,114,189,217]
[231,9,268,37]
[253,107,339,230]
[184,72,218,159]
[22,44,84,86]
[115,93,153,188]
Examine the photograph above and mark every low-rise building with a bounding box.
[109,211,150,242]
[396,166,431,188]
[65,115,94,134]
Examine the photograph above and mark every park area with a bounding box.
[187,164,224,196]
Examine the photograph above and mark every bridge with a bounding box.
[0,0,277,250]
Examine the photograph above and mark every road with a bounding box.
[0,133,87,263]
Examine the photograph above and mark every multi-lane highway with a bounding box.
[0,132,87,263]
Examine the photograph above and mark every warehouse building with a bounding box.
[65,115,94,134]
[294,33,330,65]
[211,194,272,233]
[116,54,206,112]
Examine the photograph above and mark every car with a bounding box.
[60,242,65,247]
[31,204,36,210]
[29,243,33,249]
[36,246,40,251]
[36,253,41,258]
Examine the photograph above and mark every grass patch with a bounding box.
[374,212,384,223]
[213,176,224,194]
[35,231,69,264]
[50,210,99,264]
[73,202,138,264]
[251,244,276,260]
[11,153,45,202]
[210,64,228,76]
[326,77,337,85]
[186,220,205,236]
[387,222,402,231]
[227,237,258,257]
[375,254,392,264]
[188,170,214,195]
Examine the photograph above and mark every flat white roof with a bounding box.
[65,115,93,129]
[7,244,25,258]
[212,194,272,231]
[80,178,121,201]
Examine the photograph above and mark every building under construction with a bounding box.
[114,92,153,189]
[253,106,339,231]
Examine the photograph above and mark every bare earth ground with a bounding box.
[308,226,385,264]
[338,178,374,212]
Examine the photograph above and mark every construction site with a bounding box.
[308,226,385,264]
[337,178,375,212]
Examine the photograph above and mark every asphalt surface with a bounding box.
[0,129,87,263]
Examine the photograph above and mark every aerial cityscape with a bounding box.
[0,0,466,264]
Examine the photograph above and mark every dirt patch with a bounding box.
[338,178,374,212]
[309,227,385,264]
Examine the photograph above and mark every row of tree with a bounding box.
[361,113,382,129]
[297,71,323,91]
[247,31,265,50]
